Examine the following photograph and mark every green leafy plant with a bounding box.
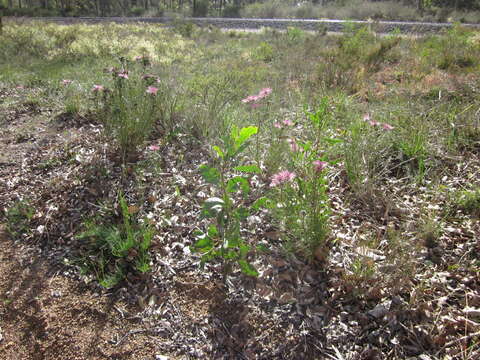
[191,125,261,278]
[93,60,160,162]
[77,193,153,288]
[267,104,332,259]
[449,187,480,217]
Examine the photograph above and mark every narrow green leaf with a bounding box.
[234,165,261,174]
[238,260,258,277]
[212,145,224,159]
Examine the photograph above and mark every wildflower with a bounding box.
[369,120,380,127]
[242,95,259,104]
[270,170,296,187]
[148,144,160,151]
[118,72,129,79]
[363,113,370,122]
[274,122,283,129]
[92,85,104,92]
[283,119,294,126]
[313,160,327,172]
[62,79,72,86]
[242,87,272,104]
[259,87,272,97]
[134,55,143,61]
[381,123,394,131]
[146,86,159,95]
[287,138,300,152]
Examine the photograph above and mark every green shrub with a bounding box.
[92,61,161,162]
[451,188,480,217]
[129,6,146,16]
[252,41,275,62]
[419,25,479,71]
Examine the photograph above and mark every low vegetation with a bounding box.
[0,19,479,359]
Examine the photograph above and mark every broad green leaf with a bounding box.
[234,165,261,174]
[212,145,224,159]
[192,237,213,252]
[226,176,250,195]
[199,165,220,185]
[207,224,218,238]
[238,260,258,277]
[234,206,249,220]
[235,126,258,148]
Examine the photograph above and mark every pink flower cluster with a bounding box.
[148,144,160,151]
[117,71,129,79]
[313,160,327,172]
[62,79,72,86]
[274,119,294,129]
[242,87,272,106]
[363,114,394,131]
[287,138,300,152]
[146,86,158,95]
[92,84,105,92]
[270,170,296,187]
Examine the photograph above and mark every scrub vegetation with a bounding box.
[0,20,479,359]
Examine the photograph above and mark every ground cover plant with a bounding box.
[0,19,479,359]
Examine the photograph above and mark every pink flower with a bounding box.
[148,145,160,151]
[259,87,272,97]
[270,170,296,187]
[146,86,159,95]
[118,72,129,79]
[92,85,104,92]
[242,95,259,104]
[369,120,380,127]
[274,122,283,129]
[381,123,394,131]
[363,113,370,122]
[313,160,327,172]
[287,138,300,152]
[242,87,272,104]
[283,119,294,126]
[62,79,72,86]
